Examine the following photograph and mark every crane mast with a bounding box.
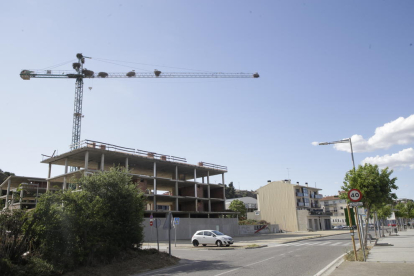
[21,53,259,158]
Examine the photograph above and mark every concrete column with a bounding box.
[195,199,198,212]
[194,168,197,197]
[175,166,179,211]
[20,189,23,204]
[11,192,14,207]
[63,177,67,190]
[84,151,89,176]
[100,153,105,171]
[222,173,226,210]
[5,178,11,208]
[125,157,129,171]
[207,171,211,212]
[222,173,225,185]
[153,162,157,210]
[47,163,51,191]
[64,158,68,174]
[202,177,204,183]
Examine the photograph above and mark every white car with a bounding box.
[191,230,234,247]
[333,225,344,229]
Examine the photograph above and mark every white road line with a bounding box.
[214,257,275,276]
[318,242,331,246]
[330,242,344,246]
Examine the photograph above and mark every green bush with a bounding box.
[0,167,146,275]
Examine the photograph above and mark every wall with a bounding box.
[238,224,279,235]
[142,217,239,241]
[296,210,309,231]
[257,181,298,232]
[247,211,261,221]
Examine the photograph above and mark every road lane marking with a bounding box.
[214,257,275,276]
[330,242,344,246]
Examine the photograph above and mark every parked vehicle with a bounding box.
[333,225,344,229]
[191,230,234,247]
[388,223,397,227]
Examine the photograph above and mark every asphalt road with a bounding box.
[136,233,365,276]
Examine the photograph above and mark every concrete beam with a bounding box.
[5,178,11,208]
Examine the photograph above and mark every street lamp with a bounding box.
[319,138,355,171]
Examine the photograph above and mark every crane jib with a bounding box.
[20,70,259,80]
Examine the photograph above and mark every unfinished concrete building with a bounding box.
[1,176,47,210]
[40,140,232,218]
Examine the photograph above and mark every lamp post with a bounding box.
[319,138,355,171]
[319,137,365,261]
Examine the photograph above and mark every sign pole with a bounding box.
[355,207,366,261]
[347,204,358,261]
[156,219,159,252]
[175,223,177,247]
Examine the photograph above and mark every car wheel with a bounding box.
[202,244,207,247]
[216,240,223,247]
[226,245,230,247]
[193,240,199,247]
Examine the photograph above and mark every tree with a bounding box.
[228,199,246,220]
[30,167,146,271]
[0,169,14,184]
[375,204,392,237]
[225,182,236,199]
[341,164,398,247]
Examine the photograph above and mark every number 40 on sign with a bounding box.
[348,189,363,202]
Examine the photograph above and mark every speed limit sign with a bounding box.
[348,189,362,202]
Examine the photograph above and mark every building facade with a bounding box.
[1,176,47,210]
[320,195,347,227]
[256,180,331,232]
[40,140,234,218]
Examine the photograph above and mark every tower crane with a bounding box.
[20,53,259,152]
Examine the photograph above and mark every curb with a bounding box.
[314,253,346,276]
[207,247,235,250]
[245,245,268,249]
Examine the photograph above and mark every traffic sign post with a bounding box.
[173,217,179,247]
[347,204,358,261]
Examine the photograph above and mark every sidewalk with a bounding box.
[142,230,348,250]
[329,229,414,276]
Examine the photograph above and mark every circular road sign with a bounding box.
[348,189,363,202]
[150,221,153,227]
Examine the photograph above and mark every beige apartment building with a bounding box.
[320,195,347,227]
[256,180,331,232]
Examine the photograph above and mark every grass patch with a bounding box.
[246,244,261,248]
[63,249,180,276]
[344,247,371,262]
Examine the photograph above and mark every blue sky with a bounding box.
[1,1,413,198]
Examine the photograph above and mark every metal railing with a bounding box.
[297,202,305,207]
[199,161,227,171]
[69,140,187,163]
[296,192,304,197]
[309,211,333,216]
[315,194,323,199]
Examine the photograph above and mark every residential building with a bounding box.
[320,195,347,227]
[40,139,234,218]
[225,197,257,212]
[256,180,330,232]
[1,176,47,210]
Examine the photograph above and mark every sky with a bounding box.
[1,0,413,199]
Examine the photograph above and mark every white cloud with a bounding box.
[361,148,414,169]
[333,114,414,153]
[311,141,319,146]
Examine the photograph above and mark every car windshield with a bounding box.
[211,231,224,236]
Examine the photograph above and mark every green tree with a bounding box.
[30,167,146,271]
[0,169,14,184]
[341,164,397,247]
[225,182,236,199]
[229,199,247,220]
[375,204,392,237]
